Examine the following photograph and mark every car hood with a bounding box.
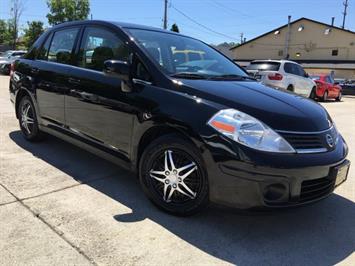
[179,79,331,132]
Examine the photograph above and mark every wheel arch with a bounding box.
[15,89,31,119]
[133,124,205,173]
[15,88,41,124]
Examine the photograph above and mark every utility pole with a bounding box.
[342,0,349,29]
[163,0,168,29]
[284,15,291,59]
[240,33,244,44]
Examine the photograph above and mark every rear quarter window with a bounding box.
[37,33,53,60]
[47,27,79,64]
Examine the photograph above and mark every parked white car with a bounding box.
[246,60,316,98]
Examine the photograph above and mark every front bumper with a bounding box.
[201,133,349,209]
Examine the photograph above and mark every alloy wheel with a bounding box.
[20,102,34,135]
[149,150,201,203]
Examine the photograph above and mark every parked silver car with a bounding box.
[0,50,27,75]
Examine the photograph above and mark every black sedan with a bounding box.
[9,20,350,215]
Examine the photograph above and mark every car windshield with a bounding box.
[127,29,248,79]
[246,62,280,71]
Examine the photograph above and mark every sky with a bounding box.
[0,0,354,45]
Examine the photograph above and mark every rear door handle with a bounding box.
[30,67,39,74]
[68,77,81,85]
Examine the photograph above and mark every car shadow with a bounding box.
[9,131,355,265]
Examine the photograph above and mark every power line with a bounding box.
[208,0,249,18]
[171,5,239,41]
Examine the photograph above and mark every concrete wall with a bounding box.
[231,19,355,62]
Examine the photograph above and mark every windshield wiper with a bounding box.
[170,72,209,79]
[209,74,256,81]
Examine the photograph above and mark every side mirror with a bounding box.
[104,60,131,92]
[104,60,130,80]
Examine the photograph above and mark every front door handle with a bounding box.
[68,77,81,85]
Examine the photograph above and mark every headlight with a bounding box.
[208,109,295,153]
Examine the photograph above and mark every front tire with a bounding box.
[139,134,209,216]
[18,96,43,141]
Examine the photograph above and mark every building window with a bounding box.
[278,50,283,56]
[332,49,338,56]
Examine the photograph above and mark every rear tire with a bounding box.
[287,85,294,92]
[139,134,209,216]
[18,96,44,142]
[309,87,316,99]
[336,92,342,102]
[322,91,328,102]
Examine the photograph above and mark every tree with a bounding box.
[23,21,45,48]
[9,0,24,49]
[170,23,180,33]
[46,0,90,25]
[0,20,10,44]
[0,20,16,47]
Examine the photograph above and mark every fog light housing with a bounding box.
[263,183,287,201]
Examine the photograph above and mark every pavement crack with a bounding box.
[0,182,98,266]
[0,199,19,206]
[4,174,115,203]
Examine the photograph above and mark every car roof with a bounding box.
[251,59,300,64]
[51,20,183,36]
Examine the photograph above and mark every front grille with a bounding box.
[281,133,324,149]
[278,126,338,153]
[300,176,335,203]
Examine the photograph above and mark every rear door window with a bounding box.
[247,62,280,71]
[47,28,79,64]
[284,63,295,74]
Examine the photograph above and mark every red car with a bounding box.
[310,74,342,101]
